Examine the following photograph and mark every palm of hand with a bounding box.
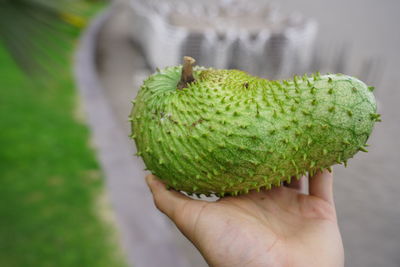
[147,171,344,267]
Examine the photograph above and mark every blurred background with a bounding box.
[1,0,399,266]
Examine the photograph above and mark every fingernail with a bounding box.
[145,174,154,187]
[146,174,163,189]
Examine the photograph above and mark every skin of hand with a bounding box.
[146,170,344,267]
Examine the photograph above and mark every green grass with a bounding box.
[0,5,126,267]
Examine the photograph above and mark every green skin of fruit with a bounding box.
[130,66,379,196]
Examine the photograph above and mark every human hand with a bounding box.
[146,170,344,267]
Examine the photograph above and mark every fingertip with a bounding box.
[146,174,158,185]
[144,175,193,219]
[309,168,334,204]
[145,174,153,187]
[147,174,172,195]
[319,168,333,179]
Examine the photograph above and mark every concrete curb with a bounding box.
[74,6,189,267]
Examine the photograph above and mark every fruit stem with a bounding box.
[177,56,196,90]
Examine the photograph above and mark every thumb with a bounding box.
[145,174,191,220]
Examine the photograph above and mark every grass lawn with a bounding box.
[0,4,126,267]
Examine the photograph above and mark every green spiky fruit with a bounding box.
[130,57,379,196]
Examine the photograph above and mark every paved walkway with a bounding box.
[95,1,400,266]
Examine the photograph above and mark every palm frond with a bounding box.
[0,0,96,77]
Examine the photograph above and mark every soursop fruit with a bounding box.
[130,57,379,196]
